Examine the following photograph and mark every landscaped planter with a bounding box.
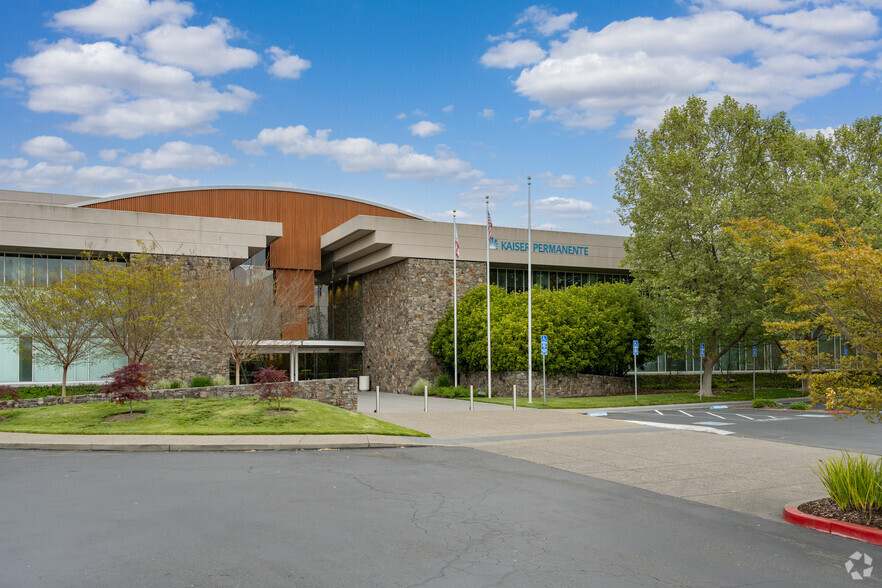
[783,504,882,546]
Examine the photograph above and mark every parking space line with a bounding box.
[653,409,663,415]
[677,410,693,417]
[624,420,734,435]
[706,412,725,419]
[734,414,754,420]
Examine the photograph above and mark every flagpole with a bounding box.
[453,210,458,389]
[486,195,492,399]
[527,176,533,403]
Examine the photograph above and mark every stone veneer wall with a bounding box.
[0,378,358,412]
[363,258,483,393]
[459,371,630,398]
[141,254,230,384]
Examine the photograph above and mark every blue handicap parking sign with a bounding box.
[633,340,638,356]
[541,335,548,356]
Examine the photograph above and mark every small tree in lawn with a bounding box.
[102,363,151,414]
[253,367,297,412]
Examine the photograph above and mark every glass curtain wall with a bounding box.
[489,266,631,293]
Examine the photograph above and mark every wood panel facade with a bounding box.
[86,187,417,339]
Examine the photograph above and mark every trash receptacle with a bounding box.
[358,375,370,391]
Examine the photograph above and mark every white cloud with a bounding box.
[537,172,578,189]
[515,6,578,36]
[422,209,473,222]
[412,108,428,117]
[51,0,194,41]
[11,39,256,138]
[266,46,311,79]
[442,104,454,114]
[395,112,407,119]
[122,141,235,169]
[140,19,259,75]
[99,149,122,161]
[235,125,482,182]
[20,136,86,164]
[409,120,445,137]
[528,108,545,121]
[458,177,519,206]
[481,40,547,68]
[583,175,599,186]
[534,222,561,230]
[798,126,836,137]
[0,161,198,195]
[479,108,496,119]
[533,196,597,216]
[0,158,29,169]
[487,4,879,134]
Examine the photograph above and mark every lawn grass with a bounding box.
[475,388,807,409]
[0,398,428,436]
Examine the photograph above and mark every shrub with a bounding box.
[212,375,229,387]
[169,379,183,389]
[811,452,882,524]
[789,402,808,410]
[253,367,297,411]
[412,378,430,396]
[190,375,213,388]
[753,399,780,408]
[153,380,172,390]
[0,385,20,400]
[434,374,451,389]
[101,363,151,414]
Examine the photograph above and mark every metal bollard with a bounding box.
[424,385,428,412]
[470,385,474,411]
[375,385,380,413]
[513,384,517,410]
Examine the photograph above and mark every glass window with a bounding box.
[566,273,574,288]
[556,272,566,291]
[514,269,524,292]
[0,337,18,383]
[506,269,516,293]
[539,271,548,289]
[32,257,48,286]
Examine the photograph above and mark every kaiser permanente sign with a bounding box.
[493,238,590,256]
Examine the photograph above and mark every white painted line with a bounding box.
[624,420,734,436]
[801,414,832,418]
[706,412,726,419]
[694,421,735,426]
[766,415,778,420]
[709,405,728,409]
[653,410,663,415]
[677,410,693,417]
[587,412,608,417]
[734,414,754,420]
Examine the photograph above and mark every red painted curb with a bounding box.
[783,506,882,546]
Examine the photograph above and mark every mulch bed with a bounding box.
[105,413,143,422]
[798,498,882,530]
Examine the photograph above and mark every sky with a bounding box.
[1,0,880,235]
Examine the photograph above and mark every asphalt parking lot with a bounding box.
[591,405,882,454]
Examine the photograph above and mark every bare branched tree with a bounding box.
[196,269,311,384]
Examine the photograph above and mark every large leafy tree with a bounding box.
[615,95,798,396]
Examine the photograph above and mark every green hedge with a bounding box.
[430,283,652,377]
[1,384,103,399]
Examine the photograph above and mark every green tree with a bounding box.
[80,251,191,365]
[0,265,98,398]
[615,95,798,396]
[430,283,651,377]
[733,207,882,421]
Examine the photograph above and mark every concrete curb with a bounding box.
[783,502,882,546]
[0,436,439,452]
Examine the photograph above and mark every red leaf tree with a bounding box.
[101,363,151,414]
[253,367,298,412]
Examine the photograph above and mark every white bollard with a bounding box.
[470,385,474,411]
[424,385,428,412]
[513,384,517,410]
[375,385,380,413]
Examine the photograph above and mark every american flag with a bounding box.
[453,222,460,259]
[487,211,493,244]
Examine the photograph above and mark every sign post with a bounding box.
[699,343,705,400]
[541,335,548,406]
[633,340,639,402]
[752,345,757,400]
